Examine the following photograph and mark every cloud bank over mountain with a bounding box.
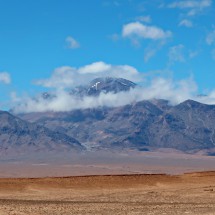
[12,78,196,113]
[9,61,215,113]
[34,62,141,89]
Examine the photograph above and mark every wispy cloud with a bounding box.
[189,50,199,58]
[109,33,120,42]
[144,47,157,62]
[102,0,121,7]
[144,42,164,62]
[0,72,11,84]
[206,30,215,45]
[206,29,215,60]
[179,19,193,27]
[122,22,172,59]
[166,0,212,27]
[168,0,212,16]
[168,44,185,64]
[122,22,172,41]
[135,15,151,23]
[65,36,80,49]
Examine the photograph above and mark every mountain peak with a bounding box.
[70,77,137,97]
[175,99,211,110]
[87,77,136,95]
[0,110,84,153]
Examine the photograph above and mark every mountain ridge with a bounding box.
[18,98,215,154]
[70,77,137,97]
[0,110,84,154]
[2,77,215,155]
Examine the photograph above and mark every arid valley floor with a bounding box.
[1,172,215,214]
[1,152,215,214]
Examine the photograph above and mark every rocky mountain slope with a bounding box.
[0,110,84,153]
[17,78,215,154]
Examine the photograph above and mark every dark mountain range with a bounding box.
[19,96,215,154]
[3,77,215,155]
[0,110,84,153]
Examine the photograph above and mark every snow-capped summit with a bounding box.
[88,77,136,95]
[70,77,137,97]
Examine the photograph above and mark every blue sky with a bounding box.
[0,0,215,110]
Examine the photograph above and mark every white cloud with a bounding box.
[179,19,193,27]
[79,62,111,74]
[136,15,151,23]
[66,36,80,49]
[11,61,215,113]
[0,72,11,84]
[206,30,215,45]
[122,22,172,41]
[168,45,185,64]
[168,0,212,16]
[197,90,215,104]
[122,22,171,60]
[12,77,199,113]
[34,62,142,89]
[35,66,77,88]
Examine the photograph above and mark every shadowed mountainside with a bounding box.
[17,78,215,154]
[2,77,215,154]
[0,110,84,153]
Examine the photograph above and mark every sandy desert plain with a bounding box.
[1,151,215,214]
